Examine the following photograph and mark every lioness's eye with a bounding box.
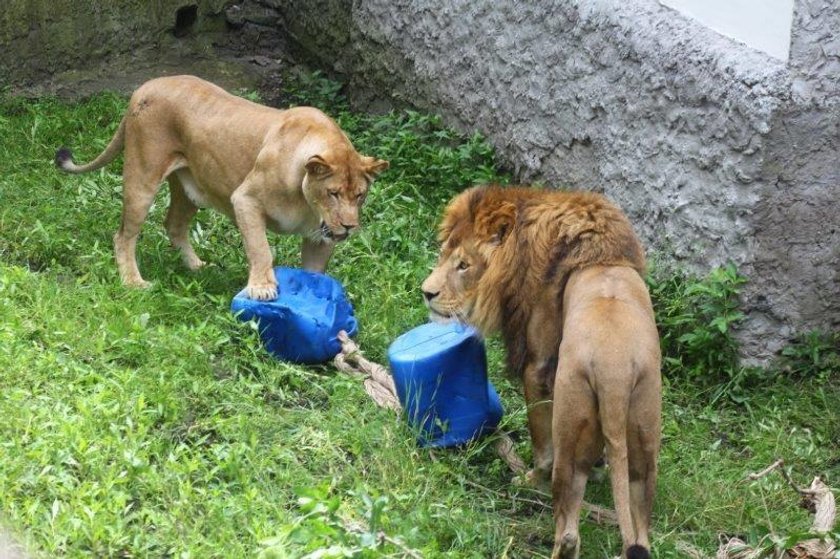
[329,191,339,199]
[457,261,470,271]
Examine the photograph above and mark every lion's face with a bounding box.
[422,188,515,328]
[422,238,489,322]
[303,153,388,242]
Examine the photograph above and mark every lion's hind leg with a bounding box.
[627,370,661,556]
[551,360,602,559]
[166,170,206,271]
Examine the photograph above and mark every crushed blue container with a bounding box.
[230,267,357,364]
[387,321,504,448]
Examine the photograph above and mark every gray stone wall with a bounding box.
[0,1,217,85]
[750,0,840,355]
[270,0,838,362]
[0,0,276,96]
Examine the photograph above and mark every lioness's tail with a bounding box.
[55,117,126,174]
[600,381,651,559]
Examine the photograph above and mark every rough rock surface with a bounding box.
[0,0,287,97]
[269,0,838,362]
[750,0,840,356]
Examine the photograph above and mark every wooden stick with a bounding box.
[495,432,528,475]
[746,458,785,482]
[463,479,619,526]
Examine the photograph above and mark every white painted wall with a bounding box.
[659,0,794,61]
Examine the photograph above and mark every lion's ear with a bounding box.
[362,156,389,177]
[476,201,516,245]
[305,155,333,177]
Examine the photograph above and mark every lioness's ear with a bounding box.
[362,156,389,177]
[305,155,332,177]
[476,201,516,245]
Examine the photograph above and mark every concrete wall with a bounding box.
[268,0,838,362]
[750,0,840,356]
[0,0,273,96]
[659,0,794,61]
[0,1,212,82]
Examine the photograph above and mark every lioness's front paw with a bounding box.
[246,284,278,300]
[125,278,153,290]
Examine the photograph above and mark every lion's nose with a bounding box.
[340,222,356,232]
[422,289,439,302]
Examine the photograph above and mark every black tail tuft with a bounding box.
[626,544,650,559]
[54,147,73,168]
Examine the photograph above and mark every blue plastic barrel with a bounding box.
[231,267,358,364]
[387,322,504,447]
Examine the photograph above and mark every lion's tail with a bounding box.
[55,117,126,174]
[599,381,651,559]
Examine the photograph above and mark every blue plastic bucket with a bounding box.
[388,322,504,447]
[231,267,357,364]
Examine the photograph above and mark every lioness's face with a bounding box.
[303,154,388,242]
[422,239,488,322]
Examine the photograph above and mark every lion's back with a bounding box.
[439,185,645,349]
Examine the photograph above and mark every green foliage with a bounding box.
[779,330,840,381]
[259,484,419,559]
[281,70,502,193]
[649,262,747,381]
[281,70,348,114]
[649,260,838,403]
[0,73,837,559]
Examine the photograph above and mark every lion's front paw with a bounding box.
[513,468,552,494]
[246,284,278,301]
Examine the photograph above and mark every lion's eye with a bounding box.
[457,261,470,271]
[329,191,339,199]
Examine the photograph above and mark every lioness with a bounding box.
[421,185,661,559]
[55,75,388,299]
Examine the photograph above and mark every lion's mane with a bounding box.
[439,185,646,376]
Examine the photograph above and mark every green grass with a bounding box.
[0,76,838,558]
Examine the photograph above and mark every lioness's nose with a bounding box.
[340,222,356,231]
[422,289,439,302]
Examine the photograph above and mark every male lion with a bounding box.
[421,185,661,559]
[55,75,388,299]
